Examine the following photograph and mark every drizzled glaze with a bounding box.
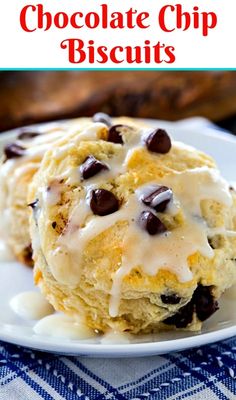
[34,124,235,319]
[0,124,70,244]
[10,291,54,320]
[0,120,98,251]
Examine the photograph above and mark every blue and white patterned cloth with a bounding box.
[0,336,236,399]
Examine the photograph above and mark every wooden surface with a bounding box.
[0,71,236,132]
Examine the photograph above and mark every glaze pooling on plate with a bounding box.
[10,291,54,320]
[33,314,96,340]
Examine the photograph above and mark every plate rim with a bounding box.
[0,323,236,357]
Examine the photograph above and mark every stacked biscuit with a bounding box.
[1,114,236,334]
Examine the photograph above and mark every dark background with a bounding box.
[0,71,236,134]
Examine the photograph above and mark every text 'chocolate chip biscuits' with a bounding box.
[27,118,236,334]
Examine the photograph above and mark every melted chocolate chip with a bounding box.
[17,131,40,140]
[23,244,33,267]
[145,129,171,154]
[161,294,181,305]
[163,285,218,328]
[163,300,194,328]
[28,199,39,209]
[193,285,219,321]
[80,156,109,180]
[92,112,112,127]
[90,189,119,216]
[138,211,167,235]
[4,143,26,159]
[52,221,57,229]
[141,186,173,213]
[107,125,124,144]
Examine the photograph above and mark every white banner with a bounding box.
[0,0,235,68]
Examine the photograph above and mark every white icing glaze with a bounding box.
[33,314,96,340]
[0,240,14,261]
[48,166,232,315]
[207,227,236,237]
[173,140,197,152]
[109,216,212,317]
[159,167,232,215]
[51,123,105,160]
[52,124,141,186]
[41,181,63,206]
[23,127,66,145]
[10,291,54,320]
[75,123,105,142]
[17,127,67,160]
[59,168,80,185]
[151,189,172,207]
[109,168,232,316]
[0,123,75,182]
[100,330,131,344]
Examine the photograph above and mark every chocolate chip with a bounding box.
[80,156,109,180]
[28,199,39,209]
[23,244,33,267]
[161,294,181,305]
[163,285,219,328]
[4,143,26,159]
[145,129,171,154]
[107,125,124,144]
[138,211,167,235]
[90,189,119,216]
[92,112,112,127]
[163,300,194,328]
[141,186,173,213]
[17,131,40,140]
[52,222,57,229]
[28,199,39,226]
[193,285,218,321]
[208,238,215,249]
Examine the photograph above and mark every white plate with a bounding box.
[0,117,236,358]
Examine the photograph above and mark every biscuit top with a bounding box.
[31,121,234,317]
[0,119,91,239]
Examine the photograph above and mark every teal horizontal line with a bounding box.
[0,68,236,71]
